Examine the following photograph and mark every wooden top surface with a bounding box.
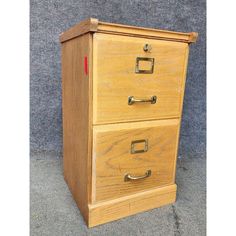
[60,18,198,44]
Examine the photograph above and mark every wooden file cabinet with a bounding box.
[60,18,197,227]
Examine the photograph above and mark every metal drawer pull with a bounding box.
[128,96,157,105]
[124,170,152,182]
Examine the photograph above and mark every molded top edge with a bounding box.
[60,18,198,44]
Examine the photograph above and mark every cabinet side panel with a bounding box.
[61,33,92,222]
[173,45,190,179]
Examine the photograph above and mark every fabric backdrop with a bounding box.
[30,0,206,158]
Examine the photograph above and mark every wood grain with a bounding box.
[60,19,196,227]
[61,33,93,223]
[88,184,177,227]
[98,21,198,43]
[60,18,98,43]
[172,46,190,180]
[92,119,179,202]
[93,33,188,124]
[60,18,198,43]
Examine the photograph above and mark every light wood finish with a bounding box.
[88,184,177,227]
[92,119,179,202]
[61,33,93,223]
[60,18,98,43]
[172,46,190,179]
[93,33,188,124]
[61,19,197,227]
[97,21,198,43]
[60,18,198,44]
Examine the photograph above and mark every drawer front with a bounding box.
[92,119,179,202]
[93,33,188,124]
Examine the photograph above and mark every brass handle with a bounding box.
[128,96,157,105]
[124,170,152,182]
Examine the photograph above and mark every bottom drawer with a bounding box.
[92,119,180,202]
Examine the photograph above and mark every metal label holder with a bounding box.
[131,139,148,154]
[135,57,155,74]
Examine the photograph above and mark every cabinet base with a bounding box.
[87,184,177,227]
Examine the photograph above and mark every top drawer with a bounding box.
[93,33,189,124]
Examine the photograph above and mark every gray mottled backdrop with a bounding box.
[30,0,206,158]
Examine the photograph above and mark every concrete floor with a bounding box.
[30,152,206,236]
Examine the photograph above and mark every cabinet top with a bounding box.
[59,18,198,44]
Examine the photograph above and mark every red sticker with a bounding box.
[84,56,88,75]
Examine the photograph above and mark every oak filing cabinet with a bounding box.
[60,18,198,227]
